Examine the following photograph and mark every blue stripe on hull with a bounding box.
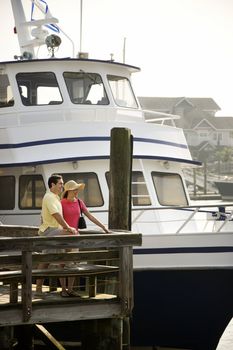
[0,154,201,167]
[0,136,186,150]
[131,269,233,349]
[134,246,233,254]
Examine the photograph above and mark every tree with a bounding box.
[215,147,233,174]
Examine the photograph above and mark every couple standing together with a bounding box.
[36,174,109,297]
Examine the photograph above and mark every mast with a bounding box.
[10,0,59,59]
[11,0,35,58]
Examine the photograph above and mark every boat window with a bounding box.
[151,172,188,206]
[0,73,14,107]
[63,72,109,105]
[19,175,46,209]
[0,176,15,209]
[105,171,151,206]
[16,72,63,106]
[107,75,138,108]
[61,172,104,207]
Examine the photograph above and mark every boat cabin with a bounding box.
[0,58,193,230]
[0,59,142,124]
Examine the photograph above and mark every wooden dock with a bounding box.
[0,225,141,349]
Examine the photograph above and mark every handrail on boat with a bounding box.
[92,202,233,214]
[142,109,180,126]
[175,207,200,234]
[131,204,233,234]
[90,203,233,234]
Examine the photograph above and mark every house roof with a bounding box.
[198,141,216,152]
[189,115,233,130]
[138,96,221,112]
[137,96,233,130]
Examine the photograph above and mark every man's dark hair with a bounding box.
[48,174,63,188]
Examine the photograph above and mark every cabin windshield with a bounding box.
[107,75,138,108]
[16,72,63,105]
[63,72,109,105]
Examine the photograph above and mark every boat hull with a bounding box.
[131,268,233,349]
[215,181,233,201]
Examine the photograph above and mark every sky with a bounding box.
[1,0,233,116]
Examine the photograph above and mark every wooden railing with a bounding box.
[0,226,142,326]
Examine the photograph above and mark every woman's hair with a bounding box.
[62,191,68,198]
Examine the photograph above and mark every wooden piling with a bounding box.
[81,318,123,350]
[109,127,133,349]
[14,325,34,350]
[108,127,133,231]
[0,326,16,350]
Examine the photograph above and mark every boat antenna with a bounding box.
[123,37,126,63]
[80,0,83,53]
[78,0,88,59]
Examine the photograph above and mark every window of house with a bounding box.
[152,172,188,206]
[63,72,109,105]
[19,175,46,209]
[107,75,138,108]
[0,176,15,209]
[105,171,151,206]
[61,173,103,207]
[16,72,63,105]
[0,72,14,107]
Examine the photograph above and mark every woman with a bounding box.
[60,180,109,297]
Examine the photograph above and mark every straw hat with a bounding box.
[62,180,85,196]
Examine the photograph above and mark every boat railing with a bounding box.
[143,109,180,126]
[92,203,233,234]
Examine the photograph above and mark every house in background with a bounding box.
[138,96,233,167]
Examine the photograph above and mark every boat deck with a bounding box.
[0,283,117,305]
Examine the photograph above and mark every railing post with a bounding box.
[119,247,133,313]
[21,251,32,322]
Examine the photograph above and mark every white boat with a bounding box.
[1,1,233,349]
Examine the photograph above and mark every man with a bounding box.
[36,174,77,296]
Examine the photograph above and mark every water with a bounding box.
[216,317,233,350]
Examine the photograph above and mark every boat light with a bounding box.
[45,34,62,57]
[23,166,36,174]
[78,52,89,59]
[163,161,170,169]
[72,161,78,170]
